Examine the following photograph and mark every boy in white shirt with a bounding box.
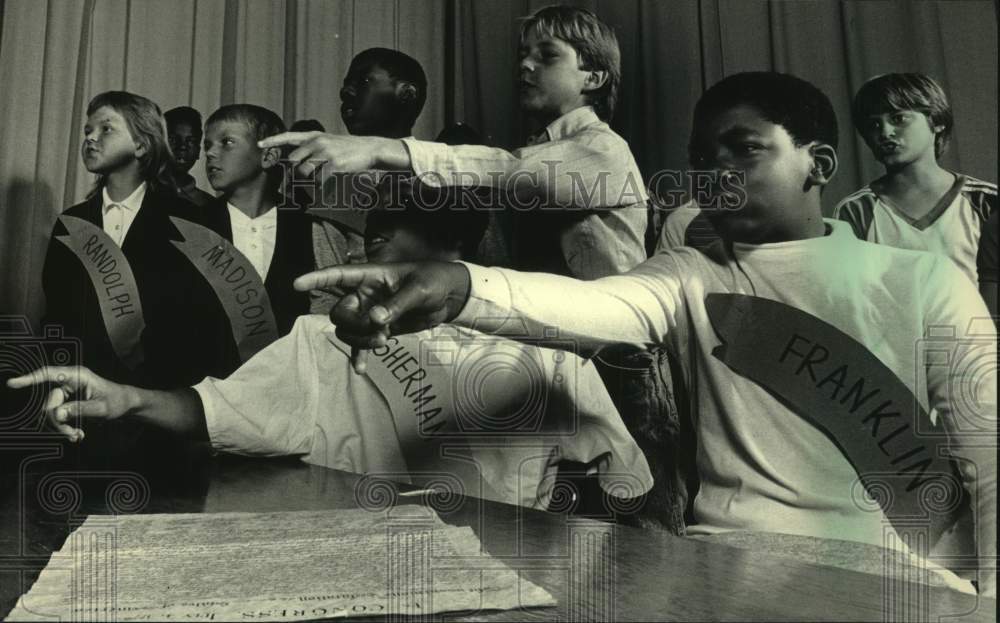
[279,72,997,597]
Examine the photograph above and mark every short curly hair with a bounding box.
[690,72,838,167]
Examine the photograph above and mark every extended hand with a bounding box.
[294,261,472,372]
[6,366,135,442]
[258,132,410,184]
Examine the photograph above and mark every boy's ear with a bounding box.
[582,69,608,93]
[261,145,282,168]
[133,139,148,159]
[397,81,418,103]
[807,143,838,187]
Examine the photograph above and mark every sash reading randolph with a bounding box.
[705,293,954,534]
[169,217,278,363]
[55,215,145,368]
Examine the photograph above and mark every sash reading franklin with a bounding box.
[705,293,956,536]
[169,217,278,363]
[55,216,145,368]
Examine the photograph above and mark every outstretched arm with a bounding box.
[294,255,683,372]
[259,132,644,210]
[6,366,207,441]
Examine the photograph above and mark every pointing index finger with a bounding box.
[6,366,77,389]
[294,265,372,293]
[257,131,322,149]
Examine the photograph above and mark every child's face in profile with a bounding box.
[691,105,817,244]
[859,109,938,168]
[340,60,401,136]
[203,120,265,193]
[518,31,590,121]
[81,106,140,175]
[168,121,202,174]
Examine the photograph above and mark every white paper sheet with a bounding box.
[5,506,555,621]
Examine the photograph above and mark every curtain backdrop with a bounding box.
[1,0,996,326]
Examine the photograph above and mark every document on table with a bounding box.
[5,506,555,621]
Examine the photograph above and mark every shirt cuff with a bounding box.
[454,262,512,329]
[402,138,451,186]
[192,379,224,451]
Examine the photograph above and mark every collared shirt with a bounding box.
[101,182,146,246]
[195,315,653,509]
[404,106,648,279]
[834,174,996,286]
[227,203,277,279]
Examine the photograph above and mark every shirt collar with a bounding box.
[102,182,147,212]
[730,218,845,256]
[227,202,277,228]
[533,106,601,144]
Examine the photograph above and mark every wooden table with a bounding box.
[0,450,995,622]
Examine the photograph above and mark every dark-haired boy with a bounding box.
[291,72,997,596]
[835,73,996,288]
[340,47,426,139]
[13,178,652,511]
[310,48,431,313]
[165,106,214,207]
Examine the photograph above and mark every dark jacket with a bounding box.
[197,198,316,375]
[42,186,231,389]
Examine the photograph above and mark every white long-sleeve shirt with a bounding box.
[403,106,647,279]
[194,315,652,509]
[454,219,996,590]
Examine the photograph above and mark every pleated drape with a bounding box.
[0,0,996,326]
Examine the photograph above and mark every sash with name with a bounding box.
[169,217,278,363]
[56,215,145,368]
[323,328,557,487]
[324,326,654,507]
[325,330,455,470]
[705,293,959,536]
